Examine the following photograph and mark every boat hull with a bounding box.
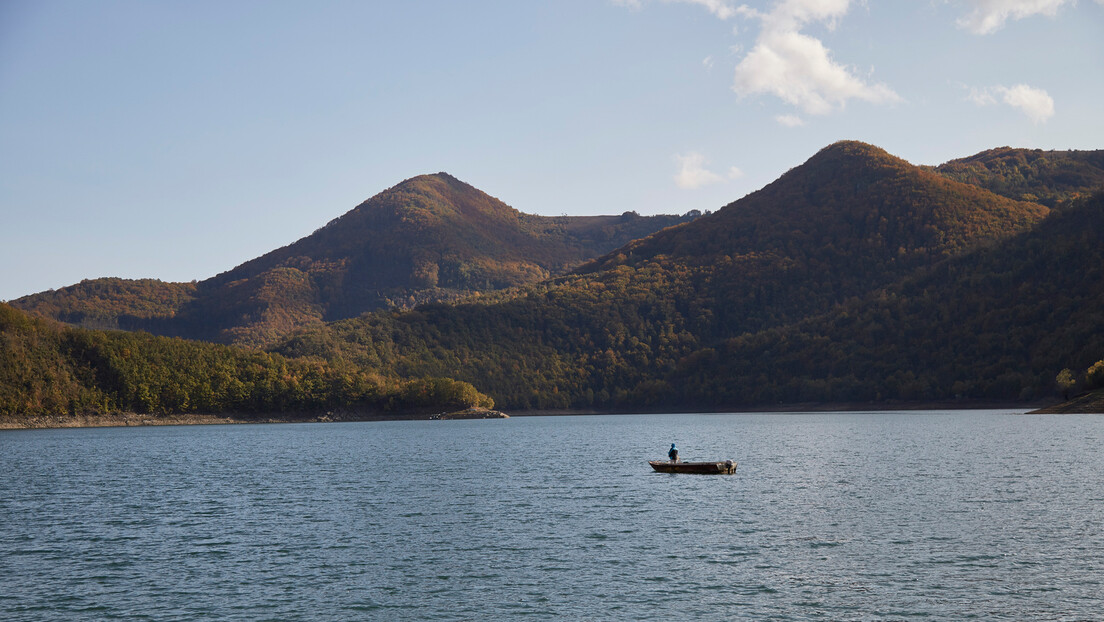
[649,460,737,474]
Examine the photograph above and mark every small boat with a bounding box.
[649,460,737,474]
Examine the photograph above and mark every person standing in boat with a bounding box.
[668,443,679,463]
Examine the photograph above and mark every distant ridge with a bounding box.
[932,147,1104,207]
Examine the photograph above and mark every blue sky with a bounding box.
[2,0,1102,301]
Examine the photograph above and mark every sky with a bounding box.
[2,0,1102,301]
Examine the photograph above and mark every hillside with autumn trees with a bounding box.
[12,174,696,347]
[273,141,1102,410]
[931,147,1104,208]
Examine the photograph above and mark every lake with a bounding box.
[2,411,1102,620]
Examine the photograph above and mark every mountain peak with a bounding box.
[392,171,465,191]
[346,171,511,223]
[790,140,909,180]
[586,141,1047,275]
[816,140,892,157]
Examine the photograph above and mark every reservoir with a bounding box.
[2,411,1102,620]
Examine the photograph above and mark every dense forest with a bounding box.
[12,174,697,347]
[932,147,1104,208]
[278,189,1102,410]
[0,303,492,421]
[5,140,1104,421]
[273,142,1101,410]
[665,191,1104,406]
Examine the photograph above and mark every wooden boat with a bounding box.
[649,460,737,474]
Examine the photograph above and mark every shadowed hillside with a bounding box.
[0,303,492,423]
[664,191,1104,406]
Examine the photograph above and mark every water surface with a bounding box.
[2,411,1102,620]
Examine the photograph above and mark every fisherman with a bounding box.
[668,443,679,463]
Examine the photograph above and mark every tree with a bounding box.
[1084,360,1104,391]
[1056,368,1076,400]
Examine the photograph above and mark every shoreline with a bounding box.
[510,399,1055,417]
[1027,390,1104,414]
[1,399,1076,430]
[0,410,450,430]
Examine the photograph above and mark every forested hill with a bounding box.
[12,174,696,347]
[586,141,1048,270]
[577,141,1049,334]
[202,172,696,323]
[275,141,1091,410]
[0,302,493,422]
[931,147,1104,208]
[10,140,1101,415]
[664,190,1104,406]
[7,278,197,333]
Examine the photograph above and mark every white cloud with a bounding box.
[730,0,901,115]
[957,0,1073,35]
[738,0,851,31]
[998,84,1055,122]
[967,83,1055,123]
[674,152,725,189]
[611,0,738,19]
[727,166,745,179]
[775,114,805,127]
[965,86,997,106]
[673,0,739,20]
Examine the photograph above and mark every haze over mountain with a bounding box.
[12,174,697,346]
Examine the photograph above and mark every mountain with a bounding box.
[0,302,492,424]
[11,141,1100,416]
[931,147,1104,207]
[12,173,697,346]
[276,141,1073,410]
[664,190,1104,406]
[577,141,1049,335]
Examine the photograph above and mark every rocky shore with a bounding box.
[432,407,510,420]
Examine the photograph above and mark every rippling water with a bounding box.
[2,411,1103,620]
